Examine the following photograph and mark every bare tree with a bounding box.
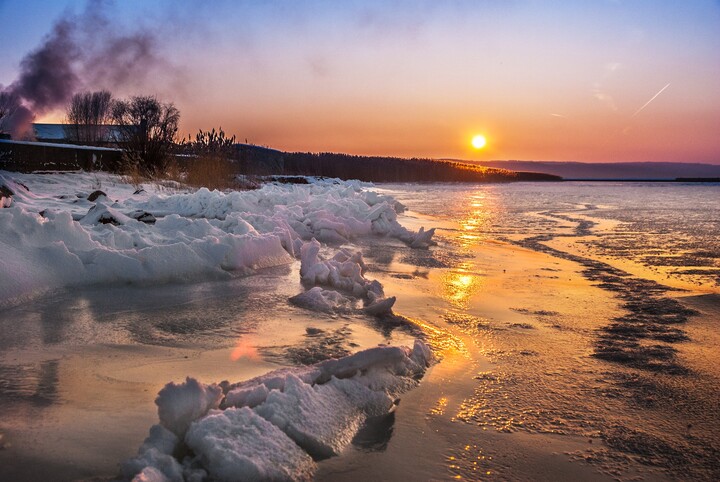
[111,96,180,176]
[65,90,113,144]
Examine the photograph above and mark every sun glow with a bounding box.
[471,135,487,149]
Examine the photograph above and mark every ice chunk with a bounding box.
[185,406,315,482]
[0,172,435,307]
[223,383,269,409]
[364,295,396,315]
[122,448,183,482]
[254,374,364,459]
[289,287,353,313]
[297,239,396,314]
[411,338,433,368]
[156,377,223,437]
[316,345,412,382]
[122,424,183,481]
[126,341,433,481]
[325,376,395,417]
[140,424,180,456]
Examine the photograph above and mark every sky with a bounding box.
[1,0,719,163]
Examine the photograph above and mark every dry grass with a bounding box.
[120,155,243,192]
[120,161,148,191]
[184,155,237,190]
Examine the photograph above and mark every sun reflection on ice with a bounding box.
[230,335,260,361]
[442,266,484,309]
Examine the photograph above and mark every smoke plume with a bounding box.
[0,2,170,139]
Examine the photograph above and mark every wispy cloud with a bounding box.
[592,62,622,111]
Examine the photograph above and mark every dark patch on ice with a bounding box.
[87,189,107,202]
[518,350,539,356]
[351,411,396,452]
[0,360,60,408]
[400,253,450,269]
[508,323,535,330]
[593,341,687,375]
[515,211,697,375]
[0,184,14,197]
[511,308,559,317]
[599,424,720,478]
[263,326,354,366]
[128,210,156,224]
[97,213,120,225]
[442,312,492,333]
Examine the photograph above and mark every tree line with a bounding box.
[282,152,560,183]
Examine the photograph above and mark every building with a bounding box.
[32,123,129,147]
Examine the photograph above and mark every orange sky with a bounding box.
[4,1,720,163]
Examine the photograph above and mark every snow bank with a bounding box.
[125,340,433,481]
[0,172,434,307]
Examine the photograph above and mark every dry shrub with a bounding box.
[163,158,184,183]
[184,155,237,190]
[120,160,149,190]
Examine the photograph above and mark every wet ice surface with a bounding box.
[383,181,720,288]
[375,182,720,480]
[2,177,719,480]
[0,263,423,480]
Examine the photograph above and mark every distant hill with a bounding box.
[455,160,720,180]
[233,145,561,182]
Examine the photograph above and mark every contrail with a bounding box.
[631,83,671,118]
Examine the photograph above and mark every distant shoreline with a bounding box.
[561,177,720,183]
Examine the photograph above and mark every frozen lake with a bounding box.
[1,176,719,480]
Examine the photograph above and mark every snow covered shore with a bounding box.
[0,171,434,308]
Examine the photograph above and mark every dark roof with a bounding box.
[32,123,129,143]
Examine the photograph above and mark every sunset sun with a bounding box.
[471,134,487,149]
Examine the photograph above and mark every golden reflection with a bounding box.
[398,314,468,356]
[430,396,449,416]
[447,443,494,480]
[454,190,496,249]
[442,268,483,310]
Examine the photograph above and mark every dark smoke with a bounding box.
[0,2,170,139]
